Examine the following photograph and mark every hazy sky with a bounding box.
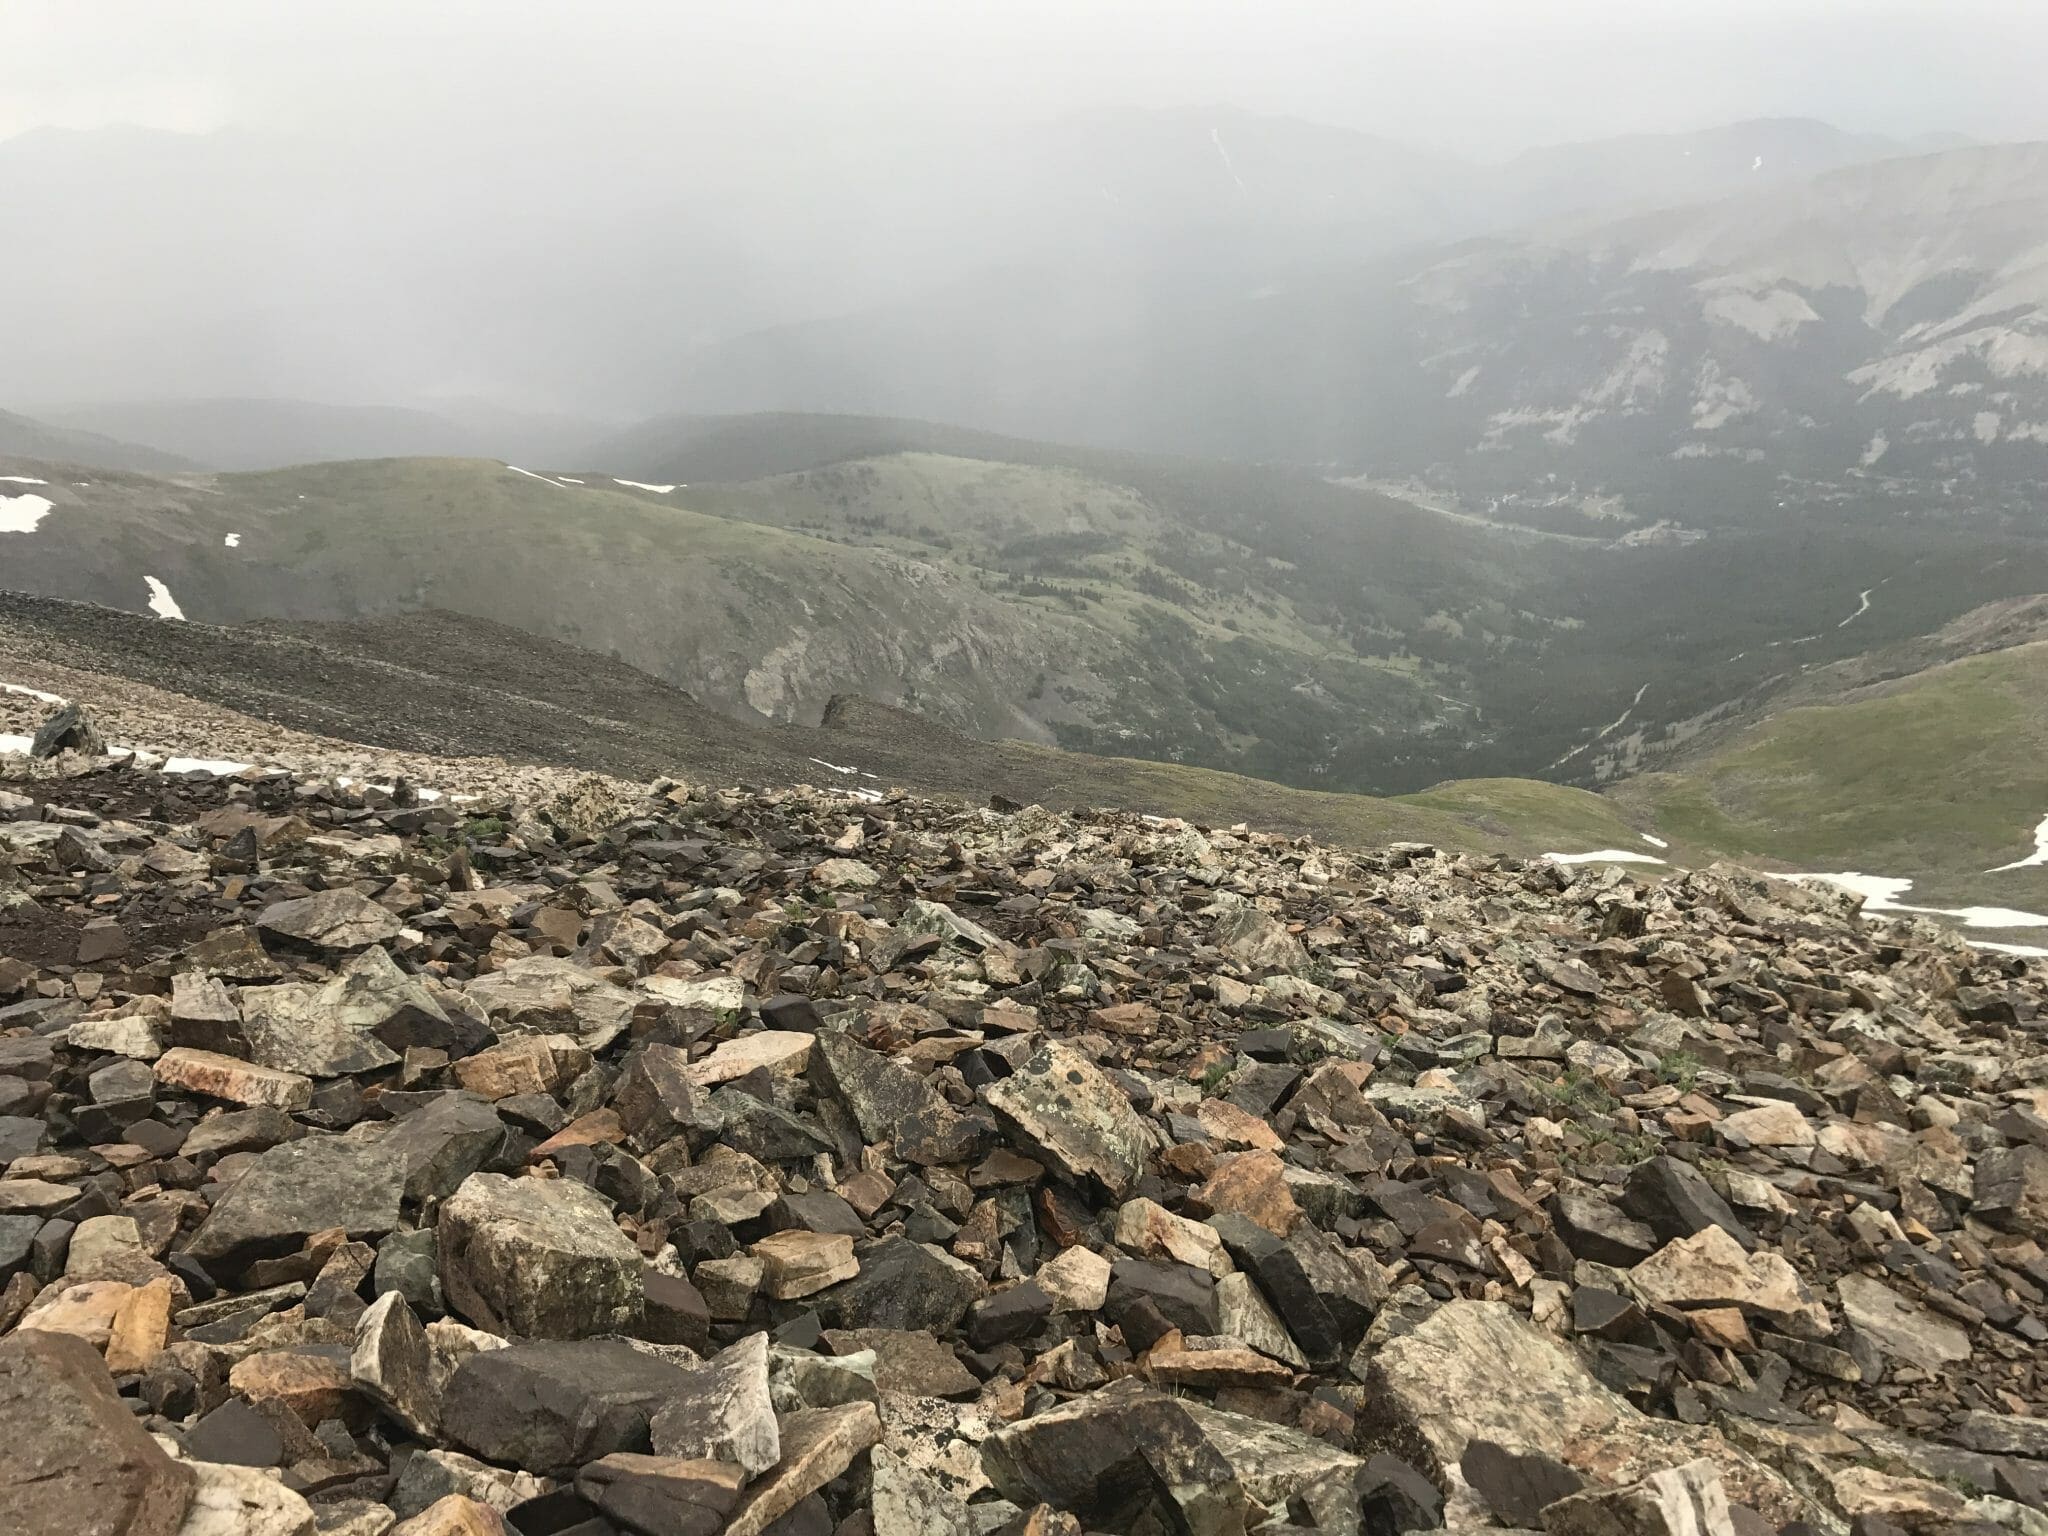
[6,0,2045,156]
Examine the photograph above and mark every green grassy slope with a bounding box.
[1612,642,2048,912]
[0,592,1648,862]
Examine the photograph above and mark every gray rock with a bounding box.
[810,1029,991,1166]
[1214,907,1309,974]
[377,1093,507,1202]
[315,946,461,1050]
[185,1133,406,1280]
[1956,1410,2048,1459]
[1359,1300,1818,1532]
[374,1228,443,1317]
[350,1290,439,1438]
[30,703,105,759]
[174,1459,317,1536]
[814,1237,983,1333]
[1973,1145,2048,1240]
[256,888,404,949]
[438,1171,643,1338]
[1621,1157,1757,1251]
[981,1378,1361,1532]
[238,983,403,1077]
[648,1331,780,1475]
[386,1450,546,1520]
[1540,1458,1735,1536]
[871,1442,975,1536]
[613,1043,698,1148]
[1551,1187,1661,1268]
[1836,1273,1971,1370]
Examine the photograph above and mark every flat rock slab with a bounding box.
[185,1133,406,1279]
[576,1454,745,1536]
[1360,1300,1818,1531]
[154,1048,313,1111]
[685,1031,815,1088]
[257,888,404,948]
[0,1330,194,1536]
[1836,1272,1971,1369]
[725,1402,882,1536]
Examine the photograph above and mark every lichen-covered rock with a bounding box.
[438,1172,642,1338]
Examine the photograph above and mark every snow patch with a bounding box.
[3,682,66,706]
[1750,155,1764,172]
[144,577,185,621]
[1837,589,1873,628]
[1545,850,1668,866]
[1690,362,1758,430]
[555,476,585,485]
[0,493,55,533]
[612,478,676,494]
[1209,126,1246,193]
[224,533,241,548]
[807,756,857,776]
[0,475,48,485]
[505,464,570,489]
[0,735,31,756]
[1789,872,2048,930]
[1989,812,2048,873]
[1595,683,1649,742]
[1641,833,1669,849]
[1700,287,1818,342]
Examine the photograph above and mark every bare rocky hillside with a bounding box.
[2,727,2047,1534]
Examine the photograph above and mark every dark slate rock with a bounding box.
[377,1091,506,1202]
[184,1134,406,1279]
[1620,1156,1757,1250]
[1106,1260,1218,1339]
[1548,1188,1659,1268]
[1358,1451,1445,1532]
[440,1339,700,1476]
[179,1396,286,1468]
[968,1281,1054,1349]
[1458,1439,1584,1526]
[813,1237,980,1333]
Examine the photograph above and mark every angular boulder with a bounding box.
[984,1040,1149,1199]
[184,1133,406,1279]
[648,1331,781,1475]
[1359,1300,1819,1530]
[438,1172,643,1339]
[0,1330,194,1536]
[440,1339,700,1476]
[257,888,404,949]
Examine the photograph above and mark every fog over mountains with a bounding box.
[0,111,2001,433]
